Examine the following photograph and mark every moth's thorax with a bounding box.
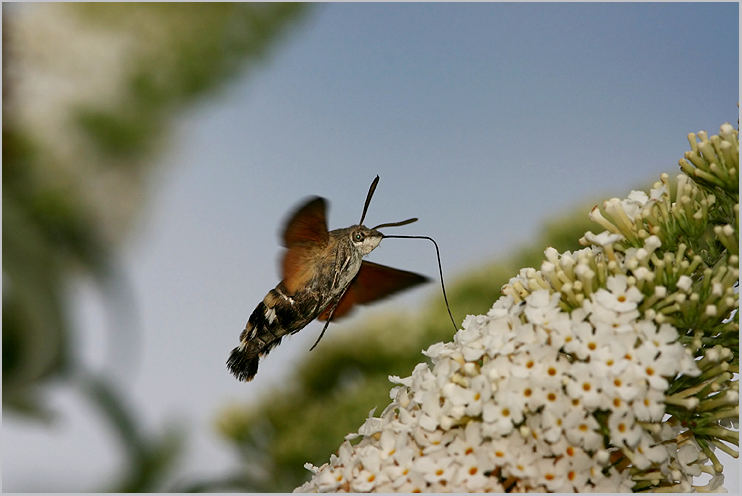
[305,225,381,304]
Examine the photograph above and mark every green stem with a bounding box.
[711,438,739,458]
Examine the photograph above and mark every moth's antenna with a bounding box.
[382,234,458,333]
[359,175,380,225]
[372,217,418,230]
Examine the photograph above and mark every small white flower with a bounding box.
[481,354,514,382]
[481,322,518,356]
[632,433,669,470]
[637,321,678,346]
[583,230,624,246]
[524,289,562,325]
[542,310,579,349]
[483,392,521,437]
[677,442,703,476]
[676,275,693,292]
[455,326,487,361]
[419,391,442,431]
[356,445,383,474]
[600,363,647,402]
[544,246,561,263]
[412,451,456,484]
[504,441,540,480]
[377,430,397,459]
[591,344,632,377]
[585,299,640,333]
[595,275,643,312]
[590,466,634,492]
[565,362,605,409]
[602,390,632,418]
[452,450,494,491]
[441,381,473,408]
[649,182,668,201]
[420,342,447,360]
[632,266,654,282]
[624,190,650,219]
[537,456,573,492]
[633,345,675,391]
[350,469,380,491]
[389,374,413,386]
[564,411,603,451]
[632,388,666,422]
[461,374,492,417]
[393,470,427,493]
[410,363,436,394]
[608,410,643,448]
[566,459,592,490]
[536,408,566,443]
[355,409,385,437]
[309,466,343,492]
[391,444,416,471]
[563,320,598,360]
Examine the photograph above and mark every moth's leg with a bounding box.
[309,285,349,351]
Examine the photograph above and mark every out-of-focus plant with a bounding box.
[3,3,307,491]
[297,123,738,492]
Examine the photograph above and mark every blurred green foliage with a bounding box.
[70,3,308,162]
[81,374,185,492]
[213,204,601,491]
[3,3,308,491]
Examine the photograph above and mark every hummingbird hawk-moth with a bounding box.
[227,175,442,382]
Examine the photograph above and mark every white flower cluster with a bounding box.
[296,123,737,493]
[296,273,700,492]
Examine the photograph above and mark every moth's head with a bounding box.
[353,175,417,256]
[349,225,383,255]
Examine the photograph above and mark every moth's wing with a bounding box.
[317,261,430,321]
[282,196,329,247]
[281,197,329,294]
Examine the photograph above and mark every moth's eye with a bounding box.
[353,232,364,242]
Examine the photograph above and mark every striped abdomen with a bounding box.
[227,284,321,382]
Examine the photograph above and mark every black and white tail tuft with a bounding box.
[226,344,261,382]
[227,298,289,382]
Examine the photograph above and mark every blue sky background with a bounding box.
[4,3,739,491]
